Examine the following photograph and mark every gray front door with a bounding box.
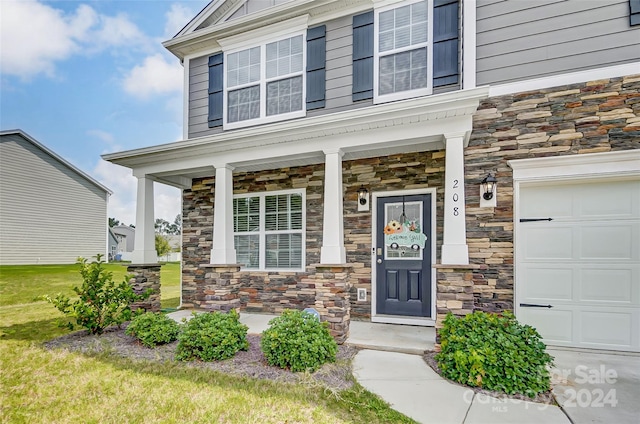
[376,194,432,317]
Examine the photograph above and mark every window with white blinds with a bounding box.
[224,33,305,128]
[374,0,433,102]
[233,190,305,270]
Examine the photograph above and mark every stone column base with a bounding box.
[433,263,487,351]
[308,264,352,344]
[197,264,242,312]
[127,264,162,312]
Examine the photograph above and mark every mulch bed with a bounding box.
[43,325,556,404]
[44,325,358,392]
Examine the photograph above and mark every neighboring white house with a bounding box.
[0,130,112,265]
[111,225,136,254]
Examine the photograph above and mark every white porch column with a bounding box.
[441,132,469,265]
[131,176,158,264]
[320,148,346,264]
[210,164,237,264]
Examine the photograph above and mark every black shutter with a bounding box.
[306,25,326,110]
[433,0,459,87]
[352,11,374,101]
[631,0,640,25]
[208,53,223,128]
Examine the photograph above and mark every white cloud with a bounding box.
[93,160,181,226]
[0,1,148,80]
[164,3,194,39]
[122,53,183,99]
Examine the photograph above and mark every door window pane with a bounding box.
[384,201,423,260]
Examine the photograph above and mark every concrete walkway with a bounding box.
[169,311,571,423]
[353,350,569,424]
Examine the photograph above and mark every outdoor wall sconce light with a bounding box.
[357,185,369,211]
[480,173,497,208]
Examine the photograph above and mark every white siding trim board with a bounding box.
[488,62,640,97]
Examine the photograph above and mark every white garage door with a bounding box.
[516,178,640,352]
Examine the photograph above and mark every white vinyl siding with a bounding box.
[0,134,109,265]
[233,190,305,271]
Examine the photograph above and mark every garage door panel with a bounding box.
[520,186,573,218]
[581,225,635,260]
[523,267,573,301]
[519,309,573,343]
[517,177,640,352]
[523,227,573,260]
[580,311,632,348]
[580,269,634,303]
[578,180,638,218]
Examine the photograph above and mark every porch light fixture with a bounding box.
[357,185,369,211]
[481,173,497,200]
[358,185,369,205]
[480,173,497,208]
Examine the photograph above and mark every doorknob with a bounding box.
[377,259,382,264]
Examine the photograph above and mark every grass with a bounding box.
[0,261,414,423]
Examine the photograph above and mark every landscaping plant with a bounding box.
[45,255,149,335]
[125,312,181,348]
[176,310,249,361]
[261,309,338,372]
[435,311,553,396]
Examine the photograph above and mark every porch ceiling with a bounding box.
[102,87,488,188]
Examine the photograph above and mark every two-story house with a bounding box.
[103,0,640,351]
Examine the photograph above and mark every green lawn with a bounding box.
[0,262,413,423]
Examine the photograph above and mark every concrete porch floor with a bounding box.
[168,310,436,354]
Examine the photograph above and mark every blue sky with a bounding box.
[1,0,210,225]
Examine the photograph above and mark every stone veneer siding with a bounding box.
[181,74,639,334]
[439,74,640,322]
[127,264,161,312]
[182,152,447,319]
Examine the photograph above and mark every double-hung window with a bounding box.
[374,0,432,102]
[233,190,305,271]
[224,33,306,129]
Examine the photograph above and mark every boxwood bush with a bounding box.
[435,311,553,396]
[176,310,248,361]
[125,312,181,348]
[261,309,337,372]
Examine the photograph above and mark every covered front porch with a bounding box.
[103,87,489,343]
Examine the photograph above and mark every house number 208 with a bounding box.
[452,179,460,216]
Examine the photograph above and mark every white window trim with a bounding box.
[374,0,434,104]
[233,188,306,272]
[219,16,308,130]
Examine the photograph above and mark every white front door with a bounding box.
[516,178,640,352]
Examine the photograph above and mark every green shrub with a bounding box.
[261,309,338,373]
[176,310,248,361]
[125,312,181,348]
[45,255,149,335]
[435,311,553,396]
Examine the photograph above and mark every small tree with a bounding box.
[155,234,172,258]
[46,255,149,335]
